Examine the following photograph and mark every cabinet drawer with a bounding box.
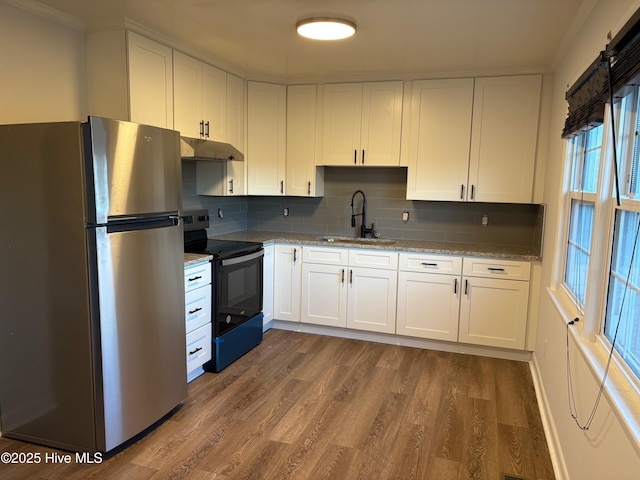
[462,257,531,280]
[399,253,462,274]
[186,323,212,373]
[348,249,398,270]
[303,246,349,265]
[184,262,212,292]
[185,285,212,332]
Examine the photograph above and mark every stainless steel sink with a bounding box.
[316,236,397,245]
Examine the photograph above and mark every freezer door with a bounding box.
[85,117,182,224]
[91,221,187,451]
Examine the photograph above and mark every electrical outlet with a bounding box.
[283,207,289,217]
[481,214,489,227]
[402,211,409,222]
[217,208,223,218]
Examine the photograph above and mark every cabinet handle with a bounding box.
[293,248,297,263]
[362,149,365,164]
[488,267,506,273]
[188,275,203,282]
[421,262,438,268]
[308,181,311,195]
[341,268,345,284]
[349,269,353,285]
[199,120,205,137]
[354,149,357,165]
[464,279,469,295]
[471,184,476,200]
[188,307,203,315]
[205,121,210,138]
[189,347,203,356]
[280,180,284,194]
[460,184,465,200]
[229,179,234,194]
[453,278,458,294]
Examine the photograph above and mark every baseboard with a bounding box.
[270,320,533,362]
[529,352,569,480]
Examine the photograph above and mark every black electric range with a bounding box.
[183,209,264,372]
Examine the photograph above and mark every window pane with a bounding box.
[565,200,594,306]
[571,125,603,193]
[605,210,640,380]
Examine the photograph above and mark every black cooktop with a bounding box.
[185,237,263,259]
[183,209,262,259]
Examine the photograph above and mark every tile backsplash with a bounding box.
[182,163,544,253]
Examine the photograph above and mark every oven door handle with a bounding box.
[220,249,264,266]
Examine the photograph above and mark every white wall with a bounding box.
[535,0,640,478]
[0,1,87,123]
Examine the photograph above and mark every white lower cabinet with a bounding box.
[300,247,398,333]
[396,253,462,341]
[273,244,302,321]
[271,242,532,351]
[184,261,212,382]
[458,258,531,349]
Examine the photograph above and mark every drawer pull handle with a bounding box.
[487,268,506,273]
[189,347,203,356]
[454,278,458,294]
[349,269,353,285]
[188,275,203,282]
[421,262,438,267]
[464,279,469,295]
[188,307,203,315]
[293,248,297,263]
[341,268,345,284]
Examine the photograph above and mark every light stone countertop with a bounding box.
[209,231,542,262]
[184,253,213,266]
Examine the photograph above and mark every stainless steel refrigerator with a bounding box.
[0,117,188,452]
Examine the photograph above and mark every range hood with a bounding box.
[180,136,244,162]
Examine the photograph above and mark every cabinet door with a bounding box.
[202,64,227,142]
[360,81,403,166]
[287,85,320,196]
[468,75,541,203]
[406,78,474,201]
[396,271,460,341]
[127,31,173,129]
[458,277,529,349]
[301,263,348,327]
[273,245,302,321]
[321,83,363,165]
[173,51,203,138]
[262,244,274,326]
[347,267,397,333]
[226,73,245,154]
[247,82,287,194]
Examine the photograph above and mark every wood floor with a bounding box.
[0,329,555,480]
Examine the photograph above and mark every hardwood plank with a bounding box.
[0,330,555,480]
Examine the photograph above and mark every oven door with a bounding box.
[215,249,264,336]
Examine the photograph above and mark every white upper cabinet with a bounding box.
[86,30,173,129]
[286,85,324,197]
[320,81,403,166]
[173,51,233,144]
[469,75,541,203]
[247,81,287,195]
[406,75,541,203]
[406,78,474,201]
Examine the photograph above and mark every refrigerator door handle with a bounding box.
[105,215,180,233]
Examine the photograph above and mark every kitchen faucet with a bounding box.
[350,189,374,238]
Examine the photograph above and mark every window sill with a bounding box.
[547,287,640,456]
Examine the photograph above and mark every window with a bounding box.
[563,125,603,310]
[602,88,640,381]
[605,210,640,379]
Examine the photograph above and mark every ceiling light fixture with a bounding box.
[296,17,357,41]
